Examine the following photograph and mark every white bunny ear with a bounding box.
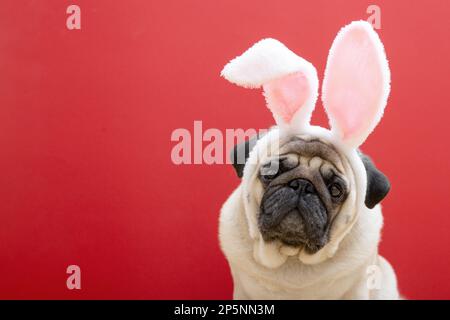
[221,39,319,129]
[322,21,391,149]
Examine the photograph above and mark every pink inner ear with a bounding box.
[263,72,309,124]
[324,27,384,141]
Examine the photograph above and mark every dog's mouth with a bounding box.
[258,184,330,253]
[262,210,330,253]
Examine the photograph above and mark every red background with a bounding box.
[0,0,449,299]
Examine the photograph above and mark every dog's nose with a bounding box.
[288,178,315,194]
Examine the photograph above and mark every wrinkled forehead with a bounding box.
[262,135,346,174]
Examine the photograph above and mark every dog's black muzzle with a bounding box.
[259,178,329,253]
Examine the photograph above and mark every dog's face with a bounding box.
[258,137,348,253]
[231,134,390,255]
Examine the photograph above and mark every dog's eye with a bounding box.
[329,183,342,198]
[260,162,280,183]
[260,173,278,183]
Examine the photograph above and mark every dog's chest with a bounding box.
[233,264,361,300]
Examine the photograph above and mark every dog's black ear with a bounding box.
[230,135,259,178]
[360,153,391,209]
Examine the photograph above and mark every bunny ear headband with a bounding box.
[221,20,390,150]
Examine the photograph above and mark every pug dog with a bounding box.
[218,21,400,299]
